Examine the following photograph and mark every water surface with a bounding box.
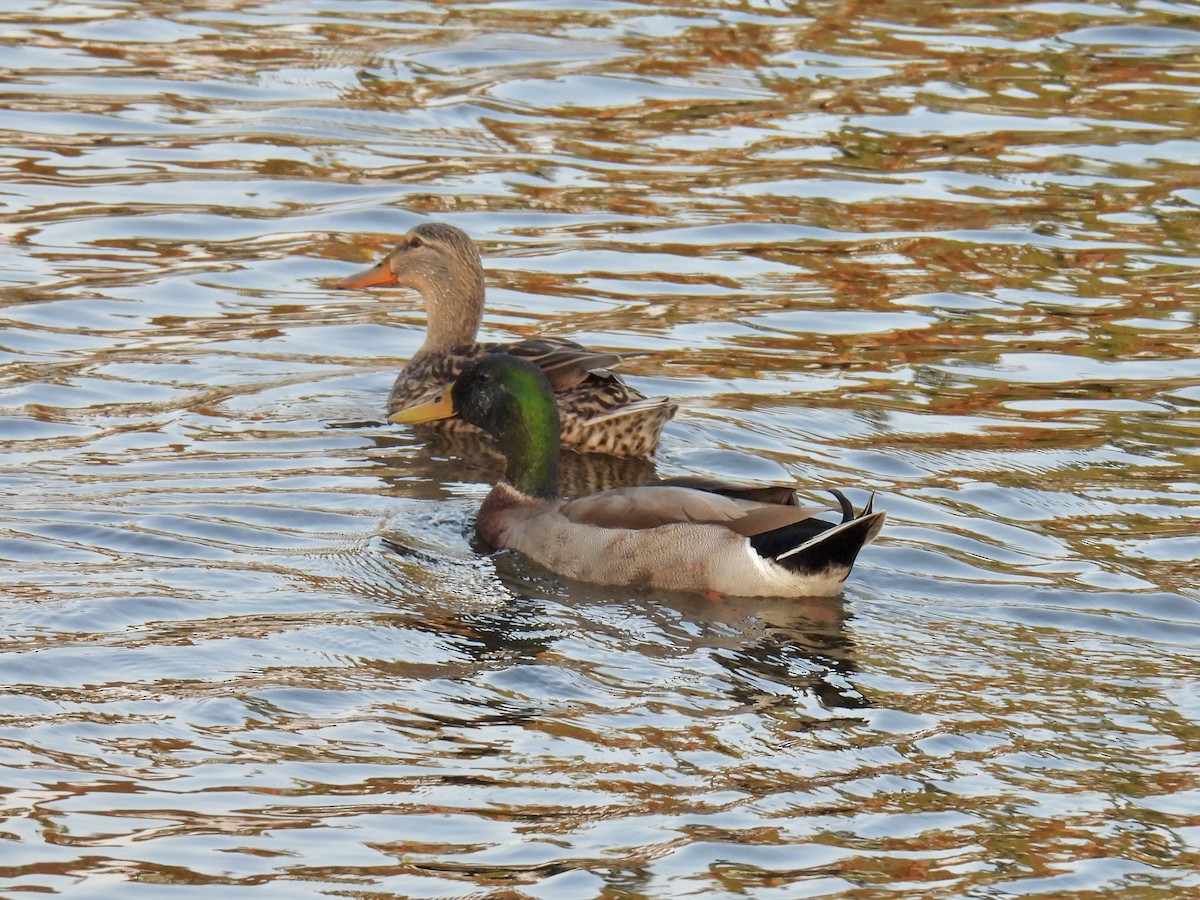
[2,0,1199,896]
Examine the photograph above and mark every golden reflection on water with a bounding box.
[2,0,1199,896]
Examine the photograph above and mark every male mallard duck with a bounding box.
[390,353,885,598]
[337,222,676,457]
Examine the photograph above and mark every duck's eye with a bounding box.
[408,236,423,249]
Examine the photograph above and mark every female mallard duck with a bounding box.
[338,222,676,458]
[390,353,886,598]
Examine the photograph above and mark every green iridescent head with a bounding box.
[390,352,561,498]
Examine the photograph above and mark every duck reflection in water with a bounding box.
[373,540,869,722]
[498,559,868,718]
[361,425,660,501]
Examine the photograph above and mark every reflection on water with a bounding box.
[2,0,1199,895]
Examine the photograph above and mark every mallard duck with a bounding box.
[337,222,676,457]
[389,353,886,598]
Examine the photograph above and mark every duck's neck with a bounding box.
[497,397,560,501]
[417,269,485,356]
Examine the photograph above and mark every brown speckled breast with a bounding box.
[386,342,676,457]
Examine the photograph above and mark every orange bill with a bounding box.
[387,392,456,424]
[337,260,397,289]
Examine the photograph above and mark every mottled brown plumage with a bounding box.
[337,222,676,457]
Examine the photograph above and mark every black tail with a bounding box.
[749,492,885,577]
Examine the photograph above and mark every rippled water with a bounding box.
[2,0,1199,896]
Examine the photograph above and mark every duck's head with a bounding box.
[389,353,561,498]
[338,222,486,351]
[337,222,483,296]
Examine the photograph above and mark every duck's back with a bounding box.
[388,339,676,457]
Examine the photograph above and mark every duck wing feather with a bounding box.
[655,475,803,507]
[484,338,625,391]
[559,485,827,536]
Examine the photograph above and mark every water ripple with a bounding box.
[1,0,1199,895]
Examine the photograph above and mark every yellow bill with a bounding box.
[387,392,456,424]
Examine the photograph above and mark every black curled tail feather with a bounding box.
[749,502,885,578]
[830,488,854,523]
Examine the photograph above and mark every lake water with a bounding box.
[2,0,1199,896]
